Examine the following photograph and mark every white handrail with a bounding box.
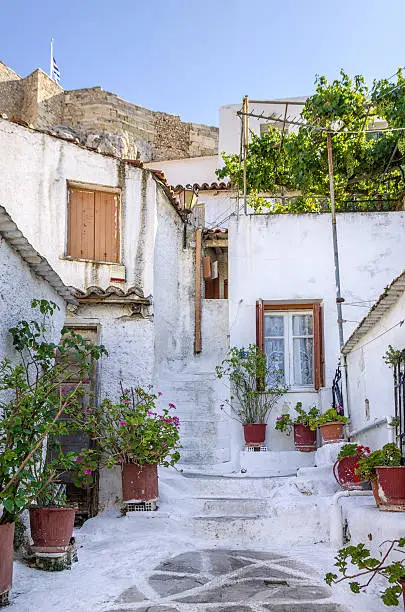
[349,415,395,443]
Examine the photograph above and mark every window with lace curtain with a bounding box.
[256,301,324,390]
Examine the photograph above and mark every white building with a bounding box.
[342,271,405,450]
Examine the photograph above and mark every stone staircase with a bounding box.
[158,469,333,546]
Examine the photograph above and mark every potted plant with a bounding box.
[310,408,348,444]
[76,386,181,505]
[325,539,405,608]
[356,443,402,508]
[216,345,287,447]
[275,402,320,452]
[333,444,370,490]
[0,300,105,597]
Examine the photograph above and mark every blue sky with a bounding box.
[1,0,405,126]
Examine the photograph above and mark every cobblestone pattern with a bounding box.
[105,549,347,612]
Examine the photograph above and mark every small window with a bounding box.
[256,302,324,390]
[67,186,120,263]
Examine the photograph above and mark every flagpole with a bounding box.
[50,38,54,79]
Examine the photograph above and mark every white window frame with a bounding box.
[264,310,314,391]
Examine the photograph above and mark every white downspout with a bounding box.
[330,490,373,548]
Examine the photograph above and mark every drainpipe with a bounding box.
[349,416,395,444]
[330,490,373,548]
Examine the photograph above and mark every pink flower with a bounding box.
[158,391,163,397]
[124,388,130,393]
[75,457,82,463]
[162,441,167,447]
[83,469,92,476]
[85,408,92,413]
[276,417,282,421]
[61,387,69,396]
[169,403,176,409]
[119,420,127,427]
[123,398,130,405]
[118,457,123,463]
[82,378,90,384]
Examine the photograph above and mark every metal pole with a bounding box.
[242,95,248,215]
[50,38,54,79]
[327,132,344,349]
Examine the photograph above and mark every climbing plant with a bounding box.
[217,70,405,212]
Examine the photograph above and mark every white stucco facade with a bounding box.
[228,212,405,451]
[144,155,220,187]
[344,289,405,449]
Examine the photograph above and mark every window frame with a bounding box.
[256,301,324,391]
[66,181,121,264]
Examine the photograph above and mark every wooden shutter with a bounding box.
[68,189,95,260]
[203,256,211,280]
[313,303,324,390]
[95,191,120,263]
[224,279,228,299]
[68,188,120,262]
[256,299,264,352]
[205,278,220,299]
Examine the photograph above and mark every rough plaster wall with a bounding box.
[0,236,66,365]
[346,291,405,449]
[0,119,157,297]
[228,212,405,451]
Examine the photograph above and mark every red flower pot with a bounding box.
[333,455,363,490]
[319,421,344,443]
[121,464,158,502]
[376,466,405,512]
[0,523,14,604]
[243,423,266,446]
[29,507,75,554]
[293,424,317,452]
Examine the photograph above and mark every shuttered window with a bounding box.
[256,301,324,390]
[67,187,120,263]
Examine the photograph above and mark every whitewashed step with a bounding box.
[180,436,229,451]
[198,496,269,517]
[179,447,230,464]
[240,450,315,477]
[191,497,330,544]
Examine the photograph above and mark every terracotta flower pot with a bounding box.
[0,522,14,604]
[121,464,158,502]
[376,466,405,512]
[319,421,344,443]
[333,455,363,490]
[398,579,405,608]
[243,423,266,446]
[293,424,317,452]
[29,507,75,554]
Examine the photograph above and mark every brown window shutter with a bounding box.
[203,256,211,280]
[313,303,324,390]
[94,192,120,263]
[224,279,228,299]
[68,188,95,260]
[256,299,264,352]
[205,278,220,299]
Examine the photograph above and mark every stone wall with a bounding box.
[0,61,218,162]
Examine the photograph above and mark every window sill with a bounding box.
[61,256,123,266]
[286,388,317,393]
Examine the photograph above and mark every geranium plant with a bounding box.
[0,299,106,524]
[275,402,320,435]
[337,444,370,461]
[216,345,287,425]
[356,443,402,483]
[310,408,348,431]
[325,539,405,607]
[75,386,181,472]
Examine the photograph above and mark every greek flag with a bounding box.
[52,57,60,83]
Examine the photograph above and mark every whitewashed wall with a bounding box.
[228,212,405,450]
[345,292,405,449]
[0,237,66,376]
[145,155,220,187]
[0,119,158,295]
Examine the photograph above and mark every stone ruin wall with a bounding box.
[0,62,218,162]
